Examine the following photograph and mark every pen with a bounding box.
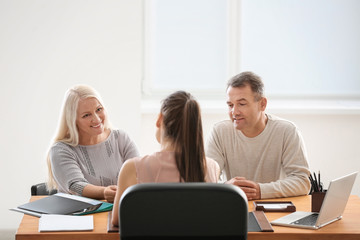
[313,172,319,192]
[309,175,313,192]
[318,171,321,192]
[309,181,313,194]
[309,174,318,192]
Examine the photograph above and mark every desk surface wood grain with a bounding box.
[15,195,360,240]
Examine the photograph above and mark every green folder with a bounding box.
[75,201,113,215]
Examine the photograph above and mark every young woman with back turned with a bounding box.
[111,90,220,226]
[46,85,140,202]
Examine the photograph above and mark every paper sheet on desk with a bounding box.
[39,214,94,232]
[256,203,292,209]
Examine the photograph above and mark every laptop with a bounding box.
[271,171,358,229]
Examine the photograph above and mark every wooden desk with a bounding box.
[248,195,360,240]
[16,195,360,240]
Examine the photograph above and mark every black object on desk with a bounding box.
[11,193,102,217]
[309,171,324,194]
[309,171,327,212]
[254,201,296,212]
[108,211,274,233]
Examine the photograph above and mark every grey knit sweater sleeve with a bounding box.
[50,129,140,195]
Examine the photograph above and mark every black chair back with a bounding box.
[119,183,248,240]
[31,182,57,196]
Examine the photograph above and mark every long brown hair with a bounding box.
[161,91,206,182]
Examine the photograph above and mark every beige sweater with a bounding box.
[206,114,310,199]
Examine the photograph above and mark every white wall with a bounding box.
[241,0,360,97]
[0,0,143,238]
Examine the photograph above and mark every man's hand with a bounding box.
[104,185,117,203]
[226,177,261,200]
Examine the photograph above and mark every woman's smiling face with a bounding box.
[76,97,106,141]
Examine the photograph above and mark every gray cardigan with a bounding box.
[50,129,140,195]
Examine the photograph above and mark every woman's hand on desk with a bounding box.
[104,185,117,203]
[226,177,261,200]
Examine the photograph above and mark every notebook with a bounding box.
[271,171,358,229]
[39,214,94,232]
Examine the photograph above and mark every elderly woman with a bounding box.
[46,85,139,202]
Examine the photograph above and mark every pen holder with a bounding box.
[311,191,326,212]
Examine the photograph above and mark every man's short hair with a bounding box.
[227,71,264,101]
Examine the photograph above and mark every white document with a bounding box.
[39,214,94,232]
[256,203,292,210]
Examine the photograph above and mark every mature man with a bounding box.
[206,72,310,200]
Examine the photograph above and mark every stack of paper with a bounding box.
[38,214,94,232]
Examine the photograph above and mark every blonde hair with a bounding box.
[46,85,112,190]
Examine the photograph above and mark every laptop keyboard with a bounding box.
[291,213,319,226]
